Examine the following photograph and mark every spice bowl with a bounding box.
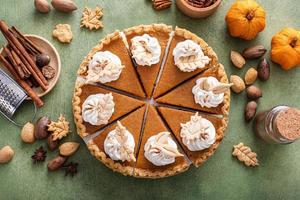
[176,0,222,18]
[0,34,61,99]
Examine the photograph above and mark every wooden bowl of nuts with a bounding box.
[176,0,222,18]
[0,34,61,100]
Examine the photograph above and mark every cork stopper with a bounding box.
[275,108,300,141]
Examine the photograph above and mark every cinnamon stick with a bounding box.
[0,20,48,89]
[11,49,31,77]
[0,54,44,107]
[2,31,48,91]
[2,46,25,79]
[11,26,43,54]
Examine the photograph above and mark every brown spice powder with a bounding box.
[275,108,300,140]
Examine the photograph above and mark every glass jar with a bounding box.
[254,105,300,144]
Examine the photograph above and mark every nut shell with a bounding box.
[245,101,257,121]
[34,0,51,13]
[231,51,246,69]
[242,45,267,59]
[245,67,258,85]
[21,122,35,143]
[51,0,77,13]
[230,75,245,93]
[35,116,51,140]
[59,142,80,156]
[246,86,262,100]
[0,146,14,164]
[257,58,270,81]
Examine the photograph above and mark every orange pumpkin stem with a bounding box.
[290,38,298,48]
[246,11,255,20]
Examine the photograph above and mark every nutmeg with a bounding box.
[246,85,262,100]
[35,54,50,68]
[245,101,257,121]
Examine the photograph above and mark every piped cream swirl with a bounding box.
[86,51,124,84]
[173,40,210,72]
[82,93,115,126]
[180,113,216,151]
[144,132,183,166]
[104,121,136,162]
[192,76,231,108]
[131,34,161,66]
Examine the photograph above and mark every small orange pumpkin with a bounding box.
[225,0,266,40]
[271,28,300,70]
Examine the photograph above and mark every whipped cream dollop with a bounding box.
[180,113,216,151]
[173,40,210,72]
[144,132,183,166]
[86,51,124,84]
[82,93,115,126]
[104,121,136,162]
[192,76,231,108]
[131,34,161,66]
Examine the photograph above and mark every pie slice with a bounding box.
[77,30,145,97]
[123,24,172,97]
[73,83,145,138]
[156,64,230,116]
[153,27,219,98]
[87,106,146,176]
[134,106,190,178]
[157,106,227,167]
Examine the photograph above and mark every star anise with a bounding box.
[62,162,78,177]
[31,146,47,163]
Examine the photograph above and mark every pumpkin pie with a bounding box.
[153,27,218,98]
[134,106,190,178]
[77,30,145,97]
[157,106,227,167]
[123,24,172,97]
[73,83,145,138]
[156,64,230,116]
[87,106,146,176]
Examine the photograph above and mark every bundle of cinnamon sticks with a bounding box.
[0,20,47,107]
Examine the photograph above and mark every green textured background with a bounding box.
[0,0,299,199]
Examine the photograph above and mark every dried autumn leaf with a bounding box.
[232,143,259,167]
[47,115,70,141]
[80,7,104,30]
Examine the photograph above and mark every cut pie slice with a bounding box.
[73,83,145,138]
[124,24,172,97]
[153,27,218,98]
[134,106,190,178]
[77,30,145,97]
[87,106,146,176]
[157,106,227,167]
[156,64,230,116]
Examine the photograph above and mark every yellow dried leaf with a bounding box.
[80,7,104,30]
[47,115,70,141]
[232,142,259,167]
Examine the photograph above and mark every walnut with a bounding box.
[80,7,104,30]
[52,24,73,43]
[152,0,172,10]
[232,143,259,167]
[47,115,70,141]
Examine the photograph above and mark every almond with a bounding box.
[51,0,77,13]
[59,142,80,156]
[230,51,245,69]
[230,75,245,94]
[244,67,258,85]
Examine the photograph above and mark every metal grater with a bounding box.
[0,68,36,126]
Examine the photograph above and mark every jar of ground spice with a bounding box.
[254,106,300,144]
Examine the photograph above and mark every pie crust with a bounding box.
[72,24,231,178]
